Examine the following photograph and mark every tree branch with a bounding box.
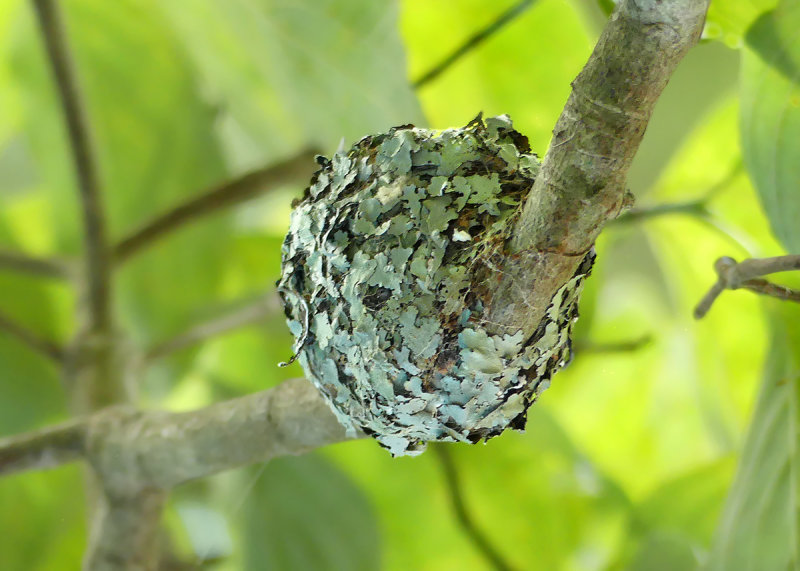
[413,0,535,89]
[612,160,742,226]
[113,150,319,265]
[0,308,64,363]
[573,334,652,354]
[0,418,87,476]
[485,0,709,337]
[87,378,359,491]
[31,0,112,332]
[0,249,72,280]
[83,488,167,571]
[694,255,800,318]
[144,293,280,363]
[432,445,514,571]
[612,199,709,225]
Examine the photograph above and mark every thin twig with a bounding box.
[612,199,709,225]
[573,334,652,354]
[432,445,515,571]
[114,150,319,265]
[145,293,281,362]
[608,199,709,226]
[741,278,800,303]
[31,0,112,331]
[613,161,743,227]
[0,418,87,476]
[0,249,72,280]
[413,0,535,89]
[694,255,800,318]
[0,308,64,363]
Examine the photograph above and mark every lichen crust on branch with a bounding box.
[279,115,594,456]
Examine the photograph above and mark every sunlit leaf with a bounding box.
[705,0,777,48]
[740,1,800,253]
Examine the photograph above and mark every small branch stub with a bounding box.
[279,116,593,456]
[695,255,800,318]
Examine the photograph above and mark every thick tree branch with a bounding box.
[0,249,72,280]
[694,255,800,318]
[83,489,167,571]
[31,0,112,332]
[433,445,514,571]
[145,293,280,363]
[485,0,709,336]
[0,308,64,362]
[0,418,87,476]
[413,0,535,89]
[87,378,358,491]
[113,150,319,265]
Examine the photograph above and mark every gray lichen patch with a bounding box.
[279,114,594,456]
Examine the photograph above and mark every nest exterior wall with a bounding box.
[279,115,594,456]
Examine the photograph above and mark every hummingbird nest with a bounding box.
[279,115,594,456]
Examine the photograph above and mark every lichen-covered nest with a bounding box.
[279,115,593,456]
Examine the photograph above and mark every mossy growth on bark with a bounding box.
[279,115,594,456]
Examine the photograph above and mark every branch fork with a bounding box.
[694,255,800,318]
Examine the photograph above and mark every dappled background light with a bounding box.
[0,0,798,570]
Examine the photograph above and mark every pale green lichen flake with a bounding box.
[278,115,595,456]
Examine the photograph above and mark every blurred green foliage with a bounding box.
[0,0,798,569]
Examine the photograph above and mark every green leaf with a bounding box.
[11,0,233,347]
[740,1,800,253]
[241,454,381,571]
[0,223,66,433]
[707,309,800,571]
[402,0,594,151]
[635,458,736,548]
[0,467,86,570]
[157,0,425,164]
[628,532,699,571]
[705,0,778,48]
[329,408,633,571]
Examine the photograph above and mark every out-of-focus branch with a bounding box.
[144,293,280,362]
[87,378,359,491]
[612,199,709,225]
[485,0,710,338]
[613,161,743,226]
[113,150,319,265]
[83,489,167,571]
[31,0,112,332]
[433,445,515,571]
[0,308,64,362]
[0,418,87,476]
[413,0,535,89]
[694,255,800,318]
[0,249,72,280]
[573,334,652,354]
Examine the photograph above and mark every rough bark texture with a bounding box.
[2,0,710,568]
[485,0,708,337]
[86,378,358,491]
